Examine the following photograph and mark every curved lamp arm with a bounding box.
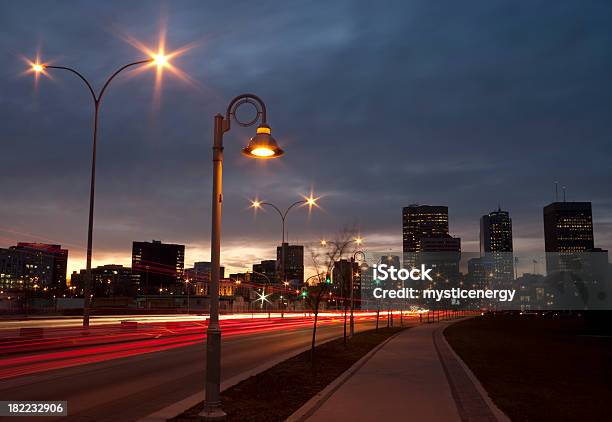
[45,65,97,103]
[223,93,268,133]
[98,59,152,103]
[47,59,152,104]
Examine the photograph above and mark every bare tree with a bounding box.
[305,227,357,363]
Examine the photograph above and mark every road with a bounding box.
[0,315,405,421]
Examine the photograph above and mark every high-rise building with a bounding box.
[402,205,451,253]
[478,208,514,285]
[402,205,461,280]
[480,209,513,254]
[544,202,594,253]
[543,202,595,273]
[0,243,68,293]
[276,243,304,287]
[132,240,184,295]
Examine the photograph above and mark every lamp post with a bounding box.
[185,278,191,315]
[349,250,366,338]
[31,55,168,328]
[201,94,283,420]
[250,196,317,290]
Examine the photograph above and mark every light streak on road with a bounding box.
[0,313,417,380]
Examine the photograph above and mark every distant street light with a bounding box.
[350,250,366,338]
[202,94,283,421]
[30,53,171,328]
[250,195,318,289]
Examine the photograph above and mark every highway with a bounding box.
[0,314,415,421]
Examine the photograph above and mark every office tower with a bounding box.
[0,243,68,293]
[544,202,594,253]
[276,243,304,287]
[543,202,594,273]
[402,204,461,281]
[71,264,137,297]
[479,208,514,284]
[480,209,513,254]
[132,240,185,294]
[402,205,451,253]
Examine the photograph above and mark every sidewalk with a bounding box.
[291,321,508,422]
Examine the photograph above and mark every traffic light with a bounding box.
[325,273,331,284]
[301,290,307,298]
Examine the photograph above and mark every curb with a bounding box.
[438,322,511,422]
[285,328,406,422]
[138,334,344,422]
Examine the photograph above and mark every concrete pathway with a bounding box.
[294,321,508,422]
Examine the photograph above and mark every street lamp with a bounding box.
[246,269,272,314]
[250,195,318,289]
[350,250,366,338]
[30,54,170,328]
[184,278,191,315]
[202,94,283,420]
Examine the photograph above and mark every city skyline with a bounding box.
[2,200,608,284]
[1,1,611,278]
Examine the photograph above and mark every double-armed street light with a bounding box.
[30,52,172,328]
[202,94,284,421]
[250,195,318,295]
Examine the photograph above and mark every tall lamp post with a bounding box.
[31,55,169,327]
[250,197,317,289]
[349,250,366,338]
[202,94,284,420]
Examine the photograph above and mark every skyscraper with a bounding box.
[480,209,513,254]
[132,240,185,295]
[276,243,304,287]
[544,202,594,254]
[402,205,452,253]
[543,201,596,274]
[402,205,461,280]
[478,208,514,285]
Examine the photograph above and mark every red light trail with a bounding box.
[0,313,399,380]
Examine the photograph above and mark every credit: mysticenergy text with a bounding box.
[371,264,516,302]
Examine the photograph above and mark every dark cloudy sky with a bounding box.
[1,0,611,276]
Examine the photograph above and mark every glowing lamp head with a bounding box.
[32,63,44,73]
[306,196,317,206]
[251,200,262,209]
[242,125,284,159]
[152,53,168,67]
[355,237,363,245]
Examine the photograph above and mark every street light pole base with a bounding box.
[198,406,226,421]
